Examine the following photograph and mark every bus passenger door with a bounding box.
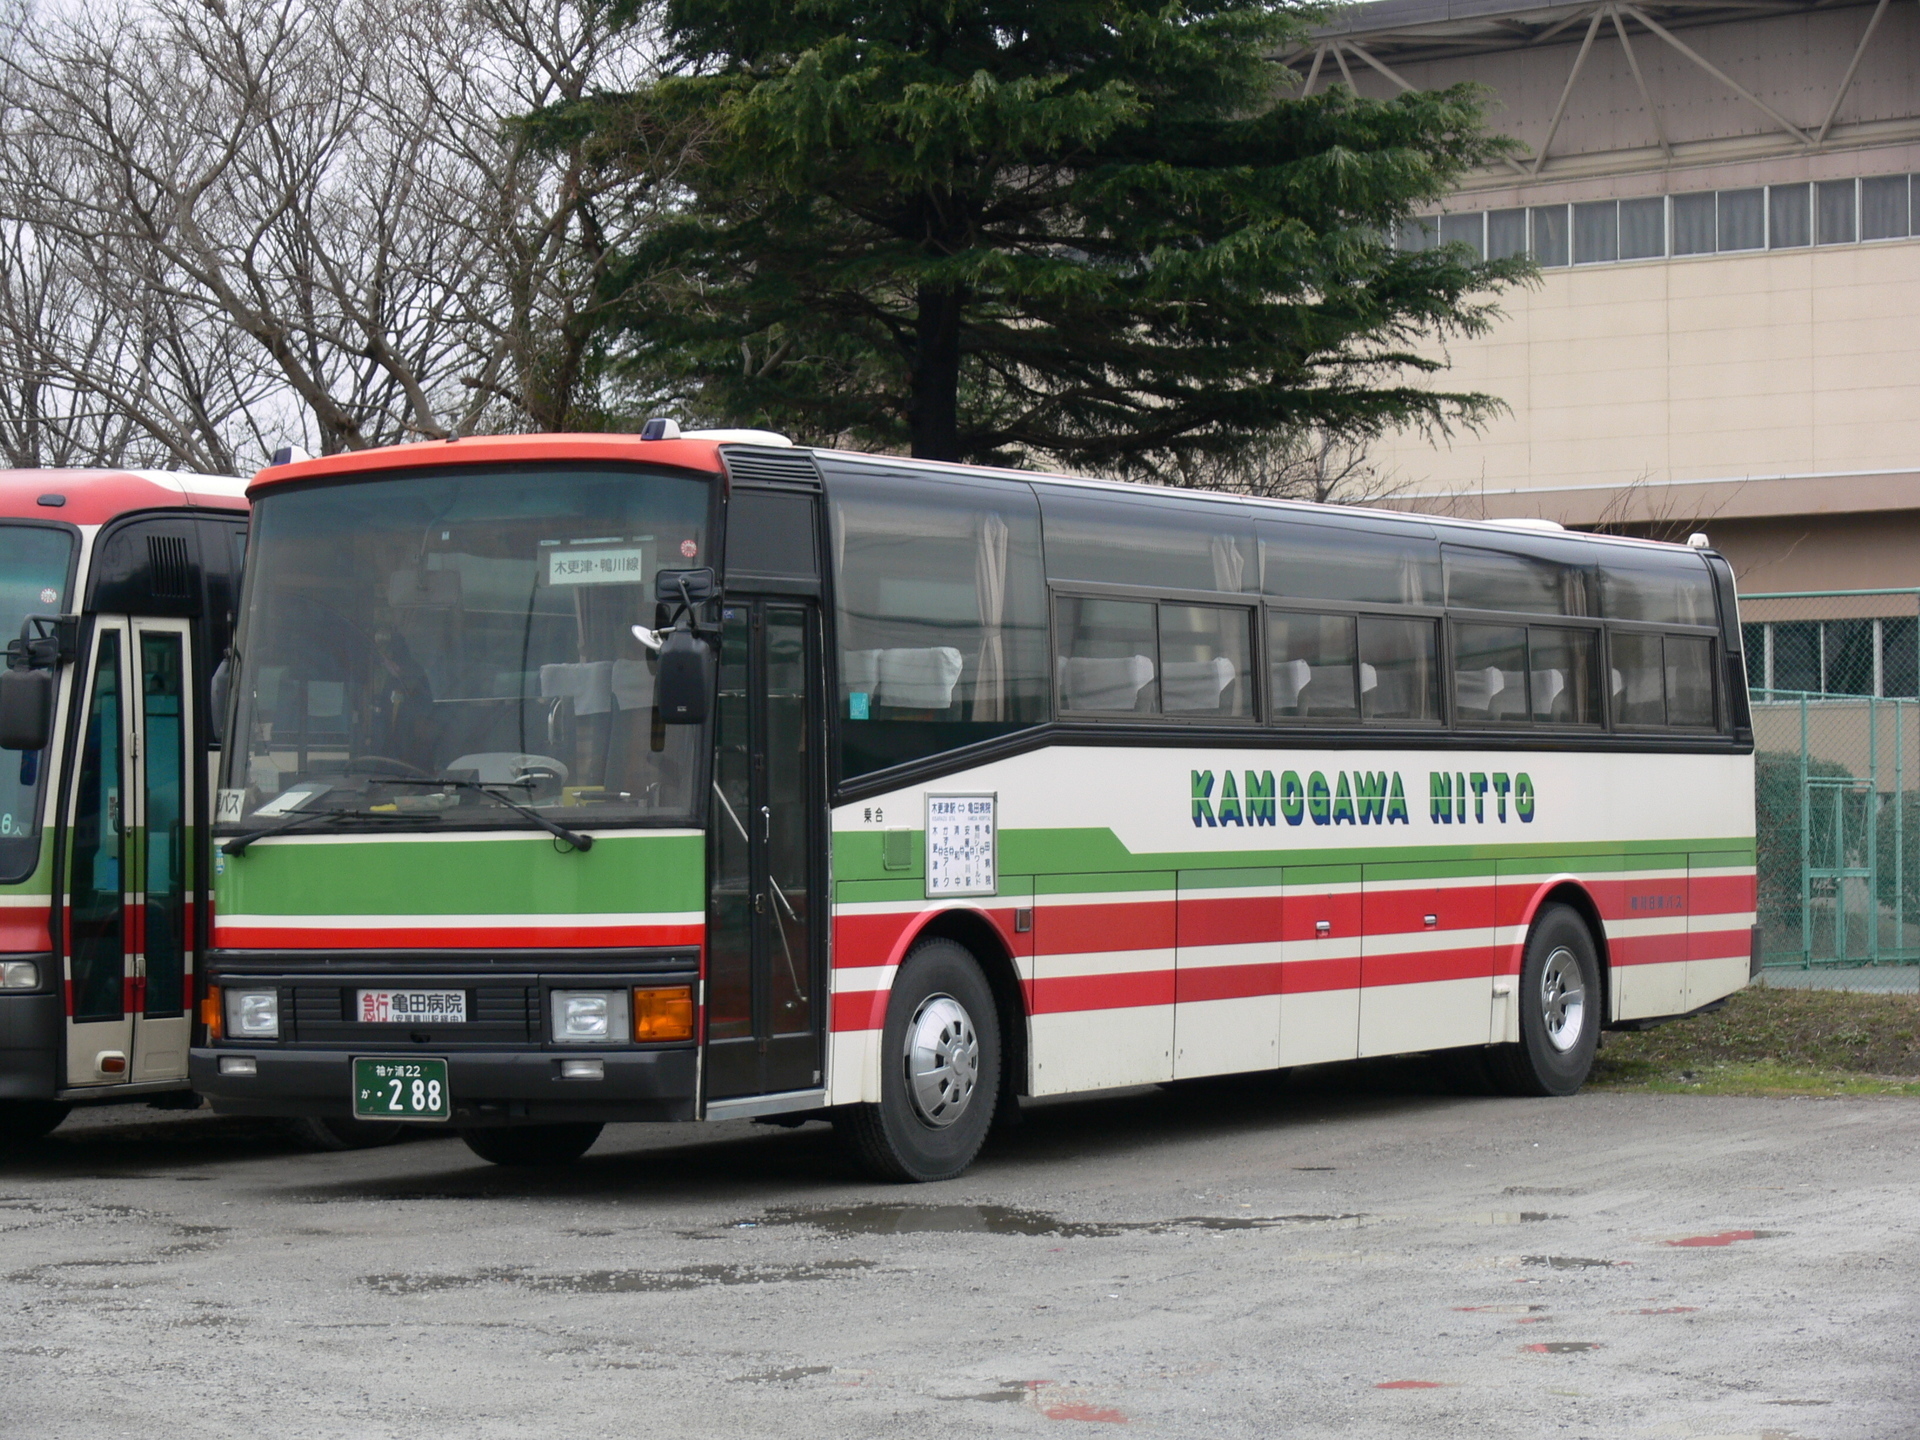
[63,623,132,1087]
[129,621,193,1084]
[1358,861,1493,1057]
[705,598,825,1101]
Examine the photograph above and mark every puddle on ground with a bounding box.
[1455,1304,1549,1314]
[741,1203,1554,1239]
[362,1259,875,1297]
[1523,1341,1602,1353]
[1522,1255,1629,1270]
[941,1381,1035,1404]
[733,1365,833,1384]
[742,1203,1378,1239]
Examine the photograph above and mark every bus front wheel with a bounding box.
[1488,904,1601,1097]
[835,939,1001,1183]
[458,1122,603,1167]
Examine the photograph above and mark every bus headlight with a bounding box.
[1,960,40,989]
[551,989,629,1044]
[224,988,280,1039]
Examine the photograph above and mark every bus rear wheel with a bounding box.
[0,1100,70,1144]
[1488,904,1601,1097]
[835,938,1000,1184]
[458,1122,603,1168]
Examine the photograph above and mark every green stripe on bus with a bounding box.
[834,826,1757,883]
[218,831,704,917]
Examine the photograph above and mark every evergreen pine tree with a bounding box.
[559,0,1527,468]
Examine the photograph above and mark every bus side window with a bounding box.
[1610,631,1669,726]
[1359,616,1440,723]
[1269,610,1358,720]
[1664,635,1717,726]
[1444,543,1597,616]
[1041,491,1255,594]
[1599,550,1715,626]
[827,469,1049,780]
[1259,522,1440,607]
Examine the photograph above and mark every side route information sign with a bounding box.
[926,794,996,897]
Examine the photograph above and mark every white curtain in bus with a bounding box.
[972,511,1008,721]
[1210,534,1245,593]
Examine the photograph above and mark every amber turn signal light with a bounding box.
[632,985,694,1042]
[201,986,223,1040]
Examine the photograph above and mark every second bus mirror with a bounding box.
[654,628,714,724]
[0,667,53,752]
[652,567,716,607]
[209,657,231,745]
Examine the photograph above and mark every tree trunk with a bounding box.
[907,283,963,461]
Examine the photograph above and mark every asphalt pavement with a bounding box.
[3,1065,1915,1439]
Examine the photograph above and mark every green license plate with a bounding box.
[353,1057,451,1122]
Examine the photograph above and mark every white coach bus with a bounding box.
[194,434,1755,1181]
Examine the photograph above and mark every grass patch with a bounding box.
[1591,986,1920,1096]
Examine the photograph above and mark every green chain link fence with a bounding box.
[1744,589,1920,968]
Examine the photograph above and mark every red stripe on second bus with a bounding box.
[212,921,706,950]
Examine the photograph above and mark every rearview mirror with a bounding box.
[655,628,713,724]
[653,567,717,607]
[0,667,53,751]
[209,657,231,745]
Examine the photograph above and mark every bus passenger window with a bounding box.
[1358,616,1440,722]
[1269,611,1357,720]
[1665,635,1716,726]
[1526,627,1600,724]
[1609,631,1666,725]
[1056,597,1158,712]
[1453,623,1529,722]
[1444,544,1595,616]
[830,470,1049,778]
[1600,552,1715,626]
[1160,604,1252,718]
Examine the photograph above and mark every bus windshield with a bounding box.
[0,524,73,873]
[221,465,710,829]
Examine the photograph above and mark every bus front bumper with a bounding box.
[0,988,60,1099]
[189,1047,699,1126]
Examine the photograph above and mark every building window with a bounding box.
[1861,176,1911,241]
[1574,200,1617,264]
[1769,184,1810,248]
[1488,207,1527,259]
[1619,197,1665,260]
[1743,618,1920,699]
[1817,178,1857,244]
[1530,205,1570,266]
[1439,211,1484,257]
[1718,188,1764,251]
[1672,192,1716,256]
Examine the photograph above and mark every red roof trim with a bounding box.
[247,434,731,494]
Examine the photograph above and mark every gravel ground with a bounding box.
[2,1072,1916,1439]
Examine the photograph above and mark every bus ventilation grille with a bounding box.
[146,534,194,599]
[720,447,821,489]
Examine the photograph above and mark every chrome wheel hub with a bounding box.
[1540,947,1587,1053]
[903,993,979,1128]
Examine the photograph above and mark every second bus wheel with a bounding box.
[458,1122,604,1168]
[836,938,1000,1183]
[1488,904,1602,1097]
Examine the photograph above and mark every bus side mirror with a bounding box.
[0,667,53,751]
[209,657,231,745]
[655,628,713,724]
[653,567,716,607]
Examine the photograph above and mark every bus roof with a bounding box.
[247,434,732,496]
[247,432,1705,562]
[0,468,249,526]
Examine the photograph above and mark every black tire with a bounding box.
[835,938,1000,1183]
[1488,904,1602,1097]
[283,1116,408,1151]
[457,1122,603,1168]
[0,1101,70,1144]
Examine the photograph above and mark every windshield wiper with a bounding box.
[382,776,593,852]
[221,806,414,856]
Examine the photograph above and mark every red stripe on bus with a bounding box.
[1607,932,1689,967]
[831,990,888,1033]
[1175,894,1282,948]
[1277,957,1361,994]
[1364,885,1496,935]
[1282,892,1364,943]
[1035,899,1174,956]
[1688,873,1757,911]
[1028,969,1174,1014]
[1175,961,1285,1004]
[1687,927,1755,962]
[211,922,705,949]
